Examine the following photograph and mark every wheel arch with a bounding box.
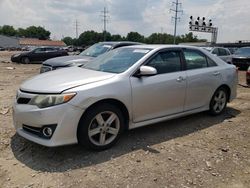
[215,84,231,102]
[79,98,130,130]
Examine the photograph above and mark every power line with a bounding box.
[74,19,79,39]
[101,7,109,41]
[170,0,183,44]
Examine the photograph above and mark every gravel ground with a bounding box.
[0,51,249,188]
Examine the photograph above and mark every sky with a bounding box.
[0,0,249,43]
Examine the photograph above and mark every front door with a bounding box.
[130,50,186,123]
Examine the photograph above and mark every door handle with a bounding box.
[213,71,220,76]
[176,76,185,82]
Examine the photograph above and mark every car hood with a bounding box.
[233,55,250,59]
[12,51,29,57]
[43,55,94,67]
[20,67,116,93]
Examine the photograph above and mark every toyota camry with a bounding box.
[13,45,238,150]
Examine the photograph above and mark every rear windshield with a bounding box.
[80,43,112,57]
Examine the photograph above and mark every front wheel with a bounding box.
[77,103,125,150]
[21,57,30,64]
[209,87,228,115]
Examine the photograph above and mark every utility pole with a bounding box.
[101,7,109,41]
[170,0,183,44]
[75,19,79,39]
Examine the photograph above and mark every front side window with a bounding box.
[83,48,151,73]
[147,51,181,74]
[219,48,227,56]
[183,49,208,70]
[212,48,219,56]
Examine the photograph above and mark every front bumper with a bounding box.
[13,91,84,147]
[11,56,21,63]
[232,58,250,70]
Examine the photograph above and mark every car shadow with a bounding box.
[10,107,240,173]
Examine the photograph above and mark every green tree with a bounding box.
[24,26,50,40]
[0,25,17,36]
[62,36,74,45]
[78,30,103,46]
[126,32,144,42]
[111,34,124,41]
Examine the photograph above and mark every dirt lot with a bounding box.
[0,51,249,188]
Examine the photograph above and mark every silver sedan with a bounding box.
[13,45,238,150]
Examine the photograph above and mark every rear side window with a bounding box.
[183,50,207,70]
[207,57,217,67]
[183,49,217,70]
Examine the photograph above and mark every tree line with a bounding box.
[63,31,206,47]
[0,25,206,46]
[0,25,50,40]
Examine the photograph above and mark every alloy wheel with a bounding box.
[88,111,120,146]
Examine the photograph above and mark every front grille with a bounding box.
[23,124,41,134]
[40,65,52,73]
[17,97,31,104]
[232,58,250,64]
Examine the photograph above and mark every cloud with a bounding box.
[0,0,249,42]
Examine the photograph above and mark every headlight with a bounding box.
[13,54,20,57]
[29,93,76,108]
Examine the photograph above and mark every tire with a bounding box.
[209,87,228,115]
[77,103,125,150]
[21,57,30,64]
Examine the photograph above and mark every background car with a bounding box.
[247,66,250,85]
[11,47,68,64]
[232,47,250,70]
[40,41,141,73]
[0,46,5,51]
[203,47,232,64]
[13,45,237,150]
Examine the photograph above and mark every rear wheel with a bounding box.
[77,103,125,150]
[21,57,30,64]
[209,87,228,115]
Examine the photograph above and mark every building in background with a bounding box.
[0,35,66,50]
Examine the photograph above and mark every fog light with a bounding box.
[42,127,53,137]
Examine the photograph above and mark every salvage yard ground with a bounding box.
[0,51,249,188]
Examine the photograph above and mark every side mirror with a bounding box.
[137,66,157,77]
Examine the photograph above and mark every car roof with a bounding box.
[98,41,142,46]
[120,44,203,50]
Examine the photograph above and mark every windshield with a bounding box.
[83,47,151,73]
[203,47,212,52]
[79,43,112,57]
[234,48,250,56]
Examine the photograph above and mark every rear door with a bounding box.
[130,49,187,123]
[30,48,46,61]
[218,48,231,63]
[45,48,59,59]
[182,48,221,111]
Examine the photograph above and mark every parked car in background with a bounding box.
[247,66,250,85]
[232,47,250,70]
[0,46,5,51]
[11,47,68,64]
[203,47,232,64]
[40,41,141,73]
[13,45,237,150]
